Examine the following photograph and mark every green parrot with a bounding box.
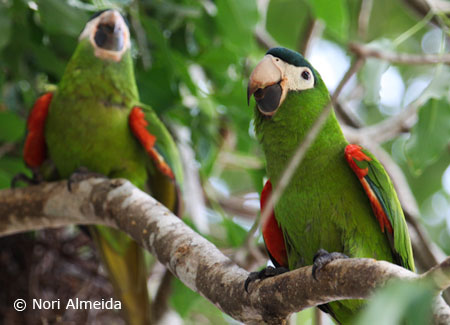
[245,47,414,323]
[22,9,183,325]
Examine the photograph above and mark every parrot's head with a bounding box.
[79,9,130,62]
[247,47,332,163]
[247,47,327,118]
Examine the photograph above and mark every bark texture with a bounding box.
[1,178,450,324]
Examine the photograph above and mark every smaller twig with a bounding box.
[240,211,262,257]
[345,97,421,144]
[254,26,277,50]
[174,126,209,233]
[358,0,374,40]
[349,42,450,65]
[216,194,258,219]
[253,0,275,51]
[334,101,364,128]
[408,222,448,273]
[301,19,325,59]
[129,2,152,70]
[393,10,434,47]
[220,152,263,170]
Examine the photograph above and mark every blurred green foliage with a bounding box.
[0,0,449,323]
[355,280,435,325]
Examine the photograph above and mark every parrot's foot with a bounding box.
[312,249,348,280]
[68,167,107,191]
[244,266,289,292]
[11,171,44,188]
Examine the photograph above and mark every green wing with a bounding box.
[345,144,415,271]
[129,104,183,215]
[140,104,184,185]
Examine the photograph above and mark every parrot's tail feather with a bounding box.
[90,226,152,325]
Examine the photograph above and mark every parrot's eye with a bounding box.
[301,70,310,80]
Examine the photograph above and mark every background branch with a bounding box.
[349,42,450,65]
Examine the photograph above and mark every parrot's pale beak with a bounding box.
[94,10,126,52]
[247,55,284,116]
[80,9,130,62]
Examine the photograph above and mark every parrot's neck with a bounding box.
[57,40,139,108]
[255,90,348,186]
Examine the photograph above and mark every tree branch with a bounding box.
[254,26,277,50]
[358,0,374,40]
[349,42,450,65]
[1,179,450,324]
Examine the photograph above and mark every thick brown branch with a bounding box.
[349,42,450,65]
[1,179,450,324]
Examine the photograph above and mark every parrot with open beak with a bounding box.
[22,9,183,324]
[245,47,414,323]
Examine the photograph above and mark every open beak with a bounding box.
[79,9,130,62]
[247,55,284,116]
[94,10,126,52]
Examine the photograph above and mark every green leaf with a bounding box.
[0,169,10,189]
[170,278,200,318]
[0,111,25,142]
[405,97,450,175]
[306,0,349,40]
[37,0,89,37]
[222,217,247,247]
[170,278,227,323]
[215,0,258,51]
[354,280,434,325]
[266,0,310,49]
[0,5,12,51]
[0,157,29,189]
[29,43,67,78]
[421,66,450,101]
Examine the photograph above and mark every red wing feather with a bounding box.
[24,93,53,168]
[129,107,174,179]
[345,144,393,234]
[261,180,288,268]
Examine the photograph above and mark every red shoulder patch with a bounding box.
[129,107,174,179]
[345,144,371,178]
[24,93,53,168]
[261,180,288,268]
